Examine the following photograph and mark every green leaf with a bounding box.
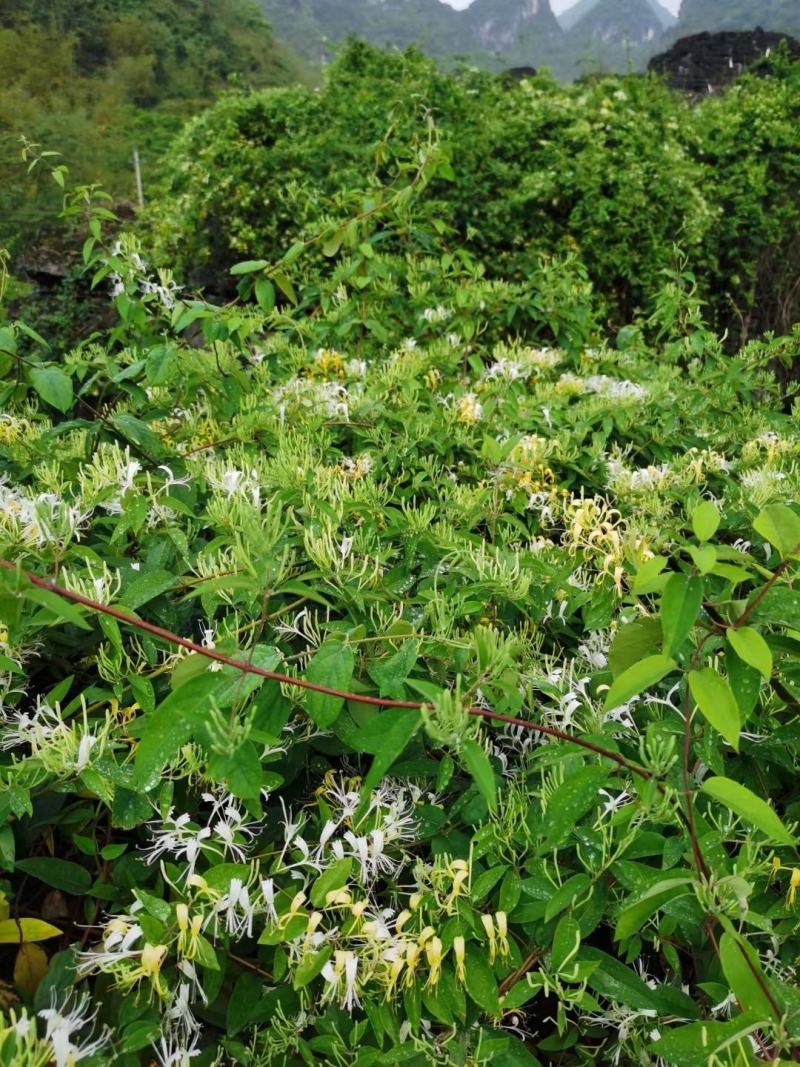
[650,1013,765,1067]
[24,586,92,631]
[727,627,772,680]
[608,618,662,678]
[754,504,800,558]
[615,878,695,941]
[542,765,609,849]
[603,655,676,712]
[464,943,500,1014]
[361,708,421,796]
[0,918,63,944]
[688,669,741,752]
[119,1019,161,1054]
[551,915,581,976]
[14,858,92,895]
[134,673,222,789]
[322,230,345,257]
[583,947,699,1018]
[719,932,776,1019]
[304,641,355,728]
[661,574,702,657]
[544,873,591,923]
[30,366,73,413]
[120,569,174,611]
[751,586,800,629]
[725,645,761,721]
[254,277,275,313]
[687,544,717,574]
[701,776,795,845]
[144,345,177,386]
[632,556,669,595]
[691,500,720,542]
[293,944,333,990]
[461,738,497,813]
[230,259,268,275]
[310,858,353,909]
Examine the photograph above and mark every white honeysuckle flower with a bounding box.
[157,466,191,491]
[164,983,198,1040]
[597,789,634,819]
[38,991,111,1067]
[212,877,257,939]
[321,950,360,1012]
[260,877,278,923]
[152,1032,202,1067]
[142,809,212,877]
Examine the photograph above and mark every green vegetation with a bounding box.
[2,34,800,1067]
[152,42,800,342]
[0,0,309,252]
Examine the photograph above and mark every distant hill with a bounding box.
[259,0,564,69]
[559,0,675,32]
[256,0,800,82]
[674,0,800,38]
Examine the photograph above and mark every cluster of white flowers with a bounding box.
[484,346,562,381]
[273,377,351,423]
[108,239,181,312]
[422,305,451,324]
[0,697,104,774]
[584,375,648,402]
[0,475,91,547]
[277,775,419,885]
[606,456,673,496]
[203,462,263,507]
[142,792,263,877]
[7,992,111,1067]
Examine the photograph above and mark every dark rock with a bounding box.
[649,28,800,93]
[503,64,538,78]
[17,245,70,286]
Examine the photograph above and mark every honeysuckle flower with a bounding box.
[176,903,204,959]
[213,877,257,939]
[481,913,497,963]
[261,877,278,923]
[425,936,444,986]
[38,991,111,1067]
[321,950,361,1012]
[152,1032,202,1067]
[788,868,800,907]
[142,808,212,876]
[495,911,509,957]
[453,935,466,982]
[163,982,201,1042]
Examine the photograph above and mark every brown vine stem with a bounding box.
[0,559,653,782]
[732,544,800,630]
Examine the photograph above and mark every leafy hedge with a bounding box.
[150,40,800,344]
[3,76,800,1067]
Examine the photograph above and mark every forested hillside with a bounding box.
[0,0,308,251]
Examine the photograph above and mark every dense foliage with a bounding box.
[151,42,800,345]
[2,39,800,1067]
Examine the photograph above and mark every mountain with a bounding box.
[674,0,800,37]
[559,0,675,32]
[466,0,562,53]
[258,0,563,67]
[565,0,665,75]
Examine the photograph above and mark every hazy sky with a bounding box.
[442,0,682,12]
